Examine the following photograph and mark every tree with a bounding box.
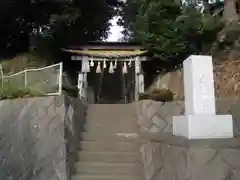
[224,0,239,23]
[0,0,65,55]
[0,0,119,57]
[120,0,222,70]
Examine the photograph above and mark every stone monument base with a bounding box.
[173,115,234,139]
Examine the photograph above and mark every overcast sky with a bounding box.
[107,16,123,42]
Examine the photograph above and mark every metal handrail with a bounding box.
[1,62,63,95]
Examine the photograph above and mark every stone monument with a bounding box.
[173,55,233,139]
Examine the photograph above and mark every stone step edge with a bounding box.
[75,162,142,166]
[78,139,143,143]
[78,141,141,151]
[72,174,144,180]
[78,151,140,155]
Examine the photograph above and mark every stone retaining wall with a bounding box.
[137,100,240,180]
[0,95,86,180]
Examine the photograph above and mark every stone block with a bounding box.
[0,95,86,180]
[173,115,234,139]
[183,55,216,115]
[219,148,240,167]
[138,96,240,180]
[140,134,240,180]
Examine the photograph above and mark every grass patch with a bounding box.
[1,53,48,74]
[0,80,43,100]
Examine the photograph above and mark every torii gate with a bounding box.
[63,42,148,103]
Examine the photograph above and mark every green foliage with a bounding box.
[139,88,174,102]
[36,0,116,55]
[0,0,119,56]
[121,0,223,67]
[0,80,43,100]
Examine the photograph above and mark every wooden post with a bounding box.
[77,72,88,99]
[24,70,27,88]
[77,55,89,99]
[138,73,144,94]
[77,72,84,98]
[134,56,145,101]
[83,72,88,99]
[121,61,127,104]
[135,56,140,101]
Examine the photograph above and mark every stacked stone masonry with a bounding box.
[137,100,240,180]
[0,95,86,180]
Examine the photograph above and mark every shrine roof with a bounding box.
[66,41,146,50]
[62,41,149,58]
[62,49,148,58]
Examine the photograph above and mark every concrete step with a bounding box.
[81,132,139,142]
[79,141,140,152]
[75,162,143,175]
[87,104,136,122]
[85,117,137,124]
[83,123,138,133]
[78,151,141,163]
[86,113,136,120]
[86,116,137,124]
[72,174,145,180]
[88,104,136,113]
[86,116,137,123]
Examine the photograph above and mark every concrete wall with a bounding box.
[0,95,86,180]
[137,100,240,180]
[146,64,240,101]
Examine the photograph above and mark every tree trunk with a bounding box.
[203,0,210,13]
[223,0,239,23]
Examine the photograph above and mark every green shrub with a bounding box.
[139,88,174,102]
[0,80,43,100]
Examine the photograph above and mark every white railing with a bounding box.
[0,62,63,96]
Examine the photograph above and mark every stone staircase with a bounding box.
[72,104,145,180]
